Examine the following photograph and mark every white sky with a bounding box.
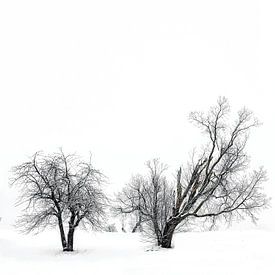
[0,0,274,225]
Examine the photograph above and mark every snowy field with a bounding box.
[0,0,275,275]
[0,225,274,275]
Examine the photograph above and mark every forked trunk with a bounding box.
[63,212,76,252]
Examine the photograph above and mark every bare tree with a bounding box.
[11,151,107,251]
[115,98,269,248]
[160,97,269,248]
[114,159,174,245]
[113,174,146,234]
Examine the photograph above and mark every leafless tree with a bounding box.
[160,97,269,248]
[11,151,107,251]
[113,174,146,233]
[114,98,269,248]
[114,159,174,245]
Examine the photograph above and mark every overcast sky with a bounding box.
[0,0,274,225]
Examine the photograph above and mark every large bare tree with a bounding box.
[114,98,269,248]
[160,97,269,248]
[12,151,107,251]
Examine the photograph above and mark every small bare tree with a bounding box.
[114,159,174,245]
[11,151,107,251]
[160,97,269,248]
[114,174,146,233]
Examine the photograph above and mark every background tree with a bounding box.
[114,159,174,244]
[12,151,107,251]
[160,97,269,248]
[113,174,146,233]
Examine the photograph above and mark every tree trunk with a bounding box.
[132,222,139,233]
[57,216,67,250]
[160,220,179,248]
[63,211,76,251]
[64,227,75,252]
[153,221,162,246]
[132,218,142,233]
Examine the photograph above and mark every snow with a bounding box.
[0,225,274,275]
[0,0,275,274]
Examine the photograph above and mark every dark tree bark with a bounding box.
[57,215,67,250]
[63,211,76,251]
[132,220,142,233]
[65,227,75,251]
[160,219,179,248]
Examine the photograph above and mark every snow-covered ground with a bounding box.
[0,0,275,274]
[0,225,274,275]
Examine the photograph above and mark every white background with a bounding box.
[0,0,274,226]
